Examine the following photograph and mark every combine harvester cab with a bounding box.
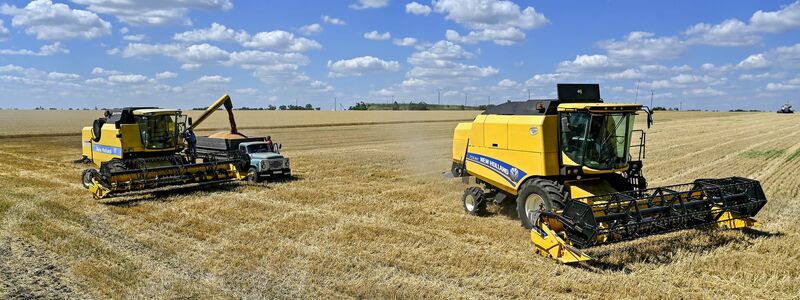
[79,95,250,199]
[451,84,768,263]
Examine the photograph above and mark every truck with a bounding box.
[197,136,291,182]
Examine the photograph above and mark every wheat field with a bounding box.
[1,111,799,299]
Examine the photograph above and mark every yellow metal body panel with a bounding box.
[83,122,184,167]
[452,122,472,162]
[469,115,486,147]
[454,114,562,195]
[531,222,592,263]
[565,178,617,199]
[483,115,508,149]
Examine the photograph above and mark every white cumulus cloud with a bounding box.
[350,0,389,10]
[173,23,249,43]
[298,23,323,36]
[0,0,111,40]
[327,56,400,77]
[321,15,346,25]
[0,42,68,56]
[406,2,432,15]
[393,37,417,46]
[0,20,9,41]
[432,0,547,45]
[155,71,177,80]
[71,0,233,26]
[364,30,391,40]
[194,75,231,84]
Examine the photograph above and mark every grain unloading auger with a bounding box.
[451,84,767,263]
[78,94,249,199]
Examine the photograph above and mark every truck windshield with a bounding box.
[560,111,634,170]
[137,114,179,149]
[247,143,271,153]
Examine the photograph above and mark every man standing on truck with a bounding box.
[264,136,274,152]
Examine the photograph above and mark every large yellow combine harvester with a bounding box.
[451,84,768,263]
[79,95,249,199]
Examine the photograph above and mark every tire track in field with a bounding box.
[644,122,773,159]
[643,116,794,156]
[78,214,234,297]
[0,236,85,299]
[751,138,800,181]
[646,120,799,170]
[659,124,800,183]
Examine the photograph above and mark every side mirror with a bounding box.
[641,106,653,128]
[278,144,282,150]
[188,117,193,126]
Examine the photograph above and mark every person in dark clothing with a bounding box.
[184,127,197,160]
[264,136,274,152]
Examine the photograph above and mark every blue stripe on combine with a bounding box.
[465,152,527,187]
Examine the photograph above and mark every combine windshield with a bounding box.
[137,114,180,149]
[560,112,634,170]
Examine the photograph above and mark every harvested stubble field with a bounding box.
[0,111,799,299]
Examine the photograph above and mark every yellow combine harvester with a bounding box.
[79,95,249,199]
[451,84,767,263]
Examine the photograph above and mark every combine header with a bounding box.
[79,95,249,199]
[451,84,768,263]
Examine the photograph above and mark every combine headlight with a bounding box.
[284,159,290,169]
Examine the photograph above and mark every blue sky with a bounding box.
[0,0,798,110]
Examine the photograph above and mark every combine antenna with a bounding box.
[528,88,531,100]
[334,96,337,111]
[634,81,640,104]
[650,89,654,108]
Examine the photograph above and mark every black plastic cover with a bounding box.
[557,84,601,102]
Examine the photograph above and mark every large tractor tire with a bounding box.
[516,178,565,229]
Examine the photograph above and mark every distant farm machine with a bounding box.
[778,103,794,114]
[451,84,767,263]
[79,95,252,199]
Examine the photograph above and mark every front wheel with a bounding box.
[247,167,260,183]
[462,187,486,215]
[515,179,565,229]
[81,169,94,189]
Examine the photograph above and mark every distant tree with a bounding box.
[392,101,400,111]
[279,105,287,110]
[267,105,277,110]
[305,103,313,110]
[349,101,369,110]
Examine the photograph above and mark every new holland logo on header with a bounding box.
[466,153,527,187]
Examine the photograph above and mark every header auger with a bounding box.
[451,84,767,263]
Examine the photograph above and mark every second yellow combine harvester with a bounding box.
[452,84,767,263]
[79,95,249,199]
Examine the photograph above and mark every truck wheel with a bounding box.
[247,167,259,183]
[516,179,565,229]
[462,187,487,215]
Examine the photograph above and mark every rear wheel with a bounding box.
[516,179,565,229]
[462,187,486,215]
